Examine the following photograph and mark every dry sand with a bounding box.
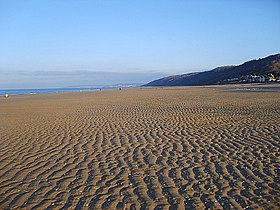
[0,86,279,209]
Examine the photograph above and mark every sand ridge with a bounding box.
[0,87,279,209]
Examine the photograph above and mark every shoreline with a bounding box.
[1,83,280,99]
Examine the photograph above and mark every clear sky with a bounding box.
[0,0,280,89]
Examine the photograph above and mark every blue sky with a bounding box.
[0,0,279,89]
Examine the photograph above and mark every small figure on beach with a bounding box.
[5,94,9,98]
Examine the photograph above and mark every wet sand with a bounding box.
[0,87,279,209]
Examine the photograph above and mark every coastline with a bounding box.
[0,87,117,97]
[2,83,280,98]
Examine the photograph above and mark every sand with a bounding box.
[0,86,279,209]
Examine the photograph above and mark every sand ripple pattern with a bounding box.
[0,88,279,209]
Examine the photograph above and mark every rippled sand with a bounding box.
[0,87,279,209]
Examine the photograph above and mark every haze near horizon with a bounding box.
[0,0,280,89]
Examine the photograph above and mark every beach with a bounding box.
[0,86,279,209]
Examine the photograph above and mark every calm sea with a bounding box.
[0,87,117,96]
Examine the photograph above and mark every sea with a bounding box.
[225,86,280,91]
[0,87,124,96]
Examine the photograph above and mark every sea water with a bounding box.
[0,87,115,96]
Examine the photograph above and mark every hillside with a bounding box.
[144,54,280,86]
